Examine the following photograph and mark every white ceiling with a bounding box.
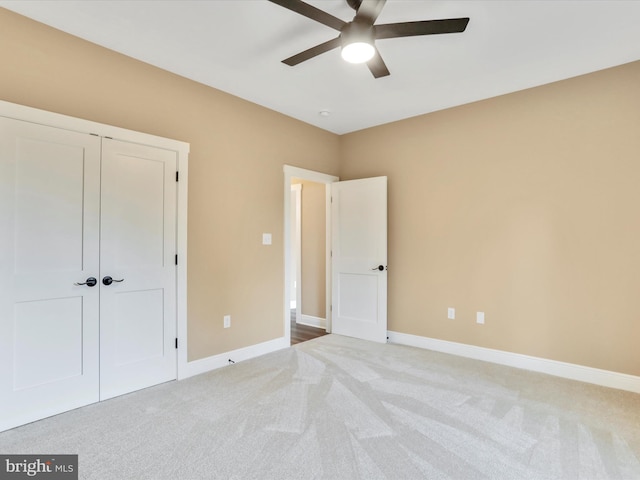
[3,0,640,134]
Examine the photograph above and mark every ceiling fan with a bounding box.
[268,0,470,78]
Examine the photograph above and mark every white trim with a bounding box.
[298,314,327,329]
[0,100,189,152]
[387,331,640,394]
[284,165,339,184]
[324,183,333,333]
[180,336,289,379]
[175,148,189,381]
[0,100,191,383]
[291,184,302,322]
[283,165,338,346]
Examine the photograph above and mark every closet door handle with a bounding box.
[74,277,97,287]
[102,276,124,286]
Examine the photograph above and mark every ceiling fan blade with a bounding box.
[375,18,469,40]
[268,0,346,31]
[367,48,390,78]
[282,37,341,66]
[354,0,386,25]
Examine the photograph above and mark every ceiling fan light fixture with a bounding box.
[341,41,375,64]
[340,21,375,64]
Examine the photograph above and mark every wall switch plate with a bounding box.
[476,312,485,324]
[447,307,455,320]
[224,315,231,328]
[262,233,272,245]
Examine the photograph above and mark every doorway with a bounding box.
[290,180,330,345]
[283,166,338,345]
[283,166,388,346]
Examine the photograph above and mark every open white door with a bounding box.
[331,176,387,343]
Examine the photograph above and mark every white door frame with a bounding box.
[290,183,302,319]
[0,100,190,380]
[283,165,338,344]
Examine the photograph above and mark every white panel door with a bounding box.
[331,177,387,343]
[99,138,177,400]
[0,118,101,431]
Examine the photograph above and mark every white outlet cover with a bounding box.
[262,233,272,245]
[447,308,455,320]
[477,312,485,324]
[224,315,231,328]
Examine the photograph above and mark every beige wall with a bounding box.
[3,7,639,377]
[298,180,326,319]
[0,8,340,361]
[340,60,640,376]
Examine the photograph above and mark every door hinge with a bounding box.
[175,254,178,266]
[176,171,179,182]
[175,338,178,349]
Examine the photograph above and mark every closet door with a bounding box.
[99,138,177,400]
[0,118,101,431]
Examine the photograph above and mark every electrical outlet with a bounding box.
[262,233,272,245]
[224,315,231,328]
[476,312,485,325]
[447,307,455,320]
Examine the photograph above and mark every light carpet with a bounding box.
[1,334,639,479]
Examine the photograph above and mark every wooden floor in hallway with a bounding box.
[290,310,328,345]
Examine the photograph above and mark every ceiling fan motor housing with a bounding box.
[340,20,375,48]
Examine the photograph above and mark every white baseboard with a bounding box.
[179,336,289,380]
[297,314,326,329]
[387,331,640,394]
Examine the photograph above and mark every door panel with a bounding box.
[109,152,166,268]
[114,289,164,366]
[338,273,378,321]
[0,118,101,432]
[332,177,387,343]
[14,138,86,273]
[99,139,177,400]
[13,297,84,390]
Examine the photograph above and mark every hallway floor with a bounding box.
[290,310,328,345]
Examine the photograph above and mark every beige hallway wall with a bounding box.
[340,61,640,376]
[0,8,340,361]
[295,180,326,320]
